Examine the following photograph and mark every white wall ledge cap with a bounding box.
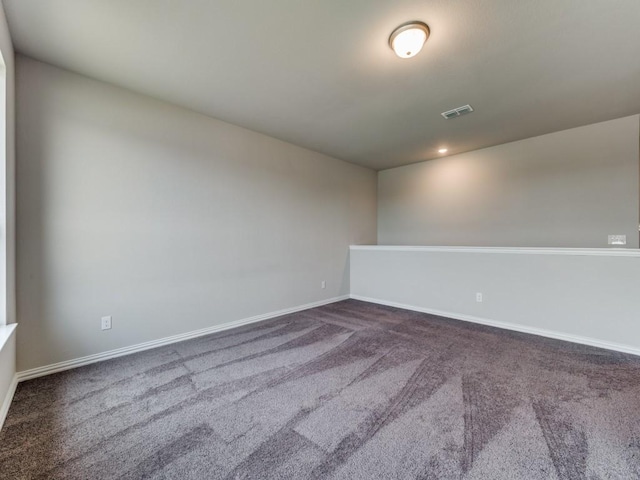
[349,245,640,257]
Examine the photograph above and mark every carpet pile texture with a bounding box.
[1,300,639,479]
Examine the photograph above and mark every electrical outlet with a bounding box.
[321,281,326,289]
[101,316,112,330]
[476,293,483,303]
[608,235,626,246]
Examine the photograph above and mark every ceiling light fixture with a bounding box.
[438,148,448,154]
[389,21,430,59]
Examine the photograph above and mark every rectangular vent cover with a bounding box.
[441,104,474,119]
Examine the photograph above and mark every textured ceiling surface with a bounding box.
[5,0,640,170]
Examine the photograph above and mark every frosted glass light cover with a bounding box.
[389,22,430,59]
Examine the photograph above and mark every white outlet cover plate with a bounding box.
[608,235,627,245]
[101,316,112,330]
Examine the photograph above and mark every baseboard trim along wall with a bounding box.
[0,374,18,431]
[16,295,350,382]
[14,290,640,385]
[350,294,640,357]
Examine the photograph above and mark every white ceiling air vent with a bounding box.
[441,104,474,119]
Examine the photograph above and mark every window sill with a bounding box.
[0,324,16,352]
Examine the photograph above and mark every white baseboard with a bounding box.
[0,374,18,431]
[18,291,638,385]
[350,294,640,357]
[17,295,350,382]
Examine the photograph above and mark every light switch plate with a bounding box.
[608,235,627,246]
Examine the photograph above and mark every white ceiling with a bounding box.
[4,0,640,170]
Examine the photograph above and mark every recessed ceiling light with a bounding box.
[438,148,448,154]
[389,21,430,59]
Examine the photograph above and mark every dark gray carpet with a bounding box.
[1,300,640,479]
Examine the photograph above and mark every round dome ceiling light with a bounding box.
[389,21,430,59]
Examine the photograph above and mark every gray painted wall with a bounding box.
[351,247,640,353]
[16,56,377,372]
[378,116,640,248]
